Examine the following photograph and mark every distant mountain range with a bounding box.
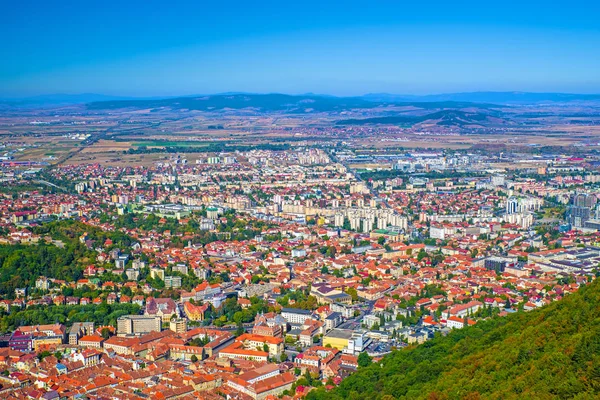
[85,94,497,113]
[1,91,599,109]
[362,91,600,104]
[87,94,384,112]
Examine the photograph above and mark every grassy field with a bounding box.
[80,140,132,153]
[132,141,212,148]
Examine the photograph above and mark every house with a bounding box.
[299,320,322,347]
[145,297,178,323]
[183,301,210,322]
[323,329,370,354]
[73,349,102,367]
[226,371,295,400]
[219,343,269,362]
[236,333,284,358]
[252,313,284,337]
[363,314,381,329]
[442,301,483,319]
[78,335,105,348]
[445,316,476,329]
[68,322,94,345]
[14,324,66,351]
[281,308,313,325]
[9,330,33,352]
[324,312,342,331]
[311,283,352,304]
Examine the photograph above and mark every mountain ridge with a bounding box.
[362,91,600,104]
[84,93,501,113]
[2,91,600,108]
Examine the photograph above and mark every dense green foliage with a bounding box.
[307,279,600,400]
[33,219,133,248]
[126,142,292,154]
[358,169,488,181]
[210,296,272,328]
[0,243,86,297]
[0,303,140,331]
[111,210,274,246]
[276,289,319,310]
[0,220,135,297]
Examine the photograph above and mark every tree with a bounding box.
[357,352,372,368]
[37,350,52,361]
[346,287,358,302]
[326,246,337,258]
[120,286,132,296]
[305,278,600,400]
[233,311,244,324]
[235,323,245,337]
[101,327,111,339]
[190,354,198,363]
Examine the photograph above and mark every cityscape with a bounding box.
[1,1,600,399]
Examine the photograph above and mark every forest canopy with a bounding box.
[307,278,600,400]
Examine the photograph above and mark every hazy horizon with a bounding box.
[3,89,600,101]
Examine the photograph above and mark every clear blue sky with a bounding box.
[1,0,599,97]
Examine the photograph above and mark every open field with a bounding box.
[65,152,174,167]
[0,99,599,169]
[80,139,132,153]
[131,141,215,148]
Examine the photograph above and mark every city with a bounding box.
[2,1,600,399]
[0,101,600,398]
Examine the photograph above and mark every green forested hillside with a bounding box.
[307,279,600,400]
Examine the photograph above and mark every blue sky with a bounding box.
[1,0,599,97]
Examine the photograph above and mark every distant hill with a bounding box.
[87,93,380,112]
[306,279,600,400]
[362,91,600,104]
[336,110,506,127]
[86,94,497,113]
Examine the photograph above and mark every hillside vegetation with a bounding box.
[307,279,600,400]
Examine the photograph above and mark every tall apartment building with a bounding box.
[506,196,519,215]
[117,315,161,336]
[68,322,95,345]
[568,193,598,228]
[170,318,188,334]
